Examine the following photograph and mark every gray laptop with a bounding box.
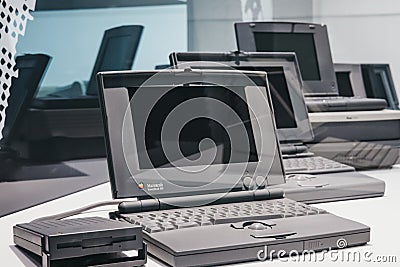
[335,63,399,110]
[169,51,385,203]
[234,21,387,112]
[98,69,370,266]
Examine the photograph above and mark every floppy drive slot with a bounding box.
[57,235,136,249]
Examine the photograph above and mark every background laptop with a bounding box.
[357,63,398,110]
[98,69,370,266]
[234,21,387,112]
[169,51,385,203]
[334,62,400,110]
[31,25,143,109]
[1,54,51,159]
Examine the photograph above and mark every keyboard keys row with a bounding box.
[123,198,327,233]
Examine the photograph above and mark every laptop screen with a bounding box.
[86,25,143,95]
[169,52,314,142]
[235,22,339,96]
[99,70,285,199]
[1,54,50,145]
[132,85,259,169]
[335,71,354,97]
[253,32,321,82]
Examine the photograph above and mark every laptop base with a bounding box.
[305,97,387,112]
[273,172,385,204]
[140,213,369,267]
[308,110,400,142]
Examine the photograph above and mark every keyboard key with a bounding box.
[144,226,163,233]
[161,224,176,231]
[177,222,199,229]
[284,156,354,174]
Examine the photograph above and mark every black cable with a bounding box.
[32,200,124,222]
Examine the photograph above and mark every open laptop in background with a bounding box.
[0,53,82,179]
[234,21,387,112]
[98,69,370,266]
[169,51,355,174]
[335,63,399,110]
[361,64,399,110]
[31,25,143,109]
[1,54,51,160]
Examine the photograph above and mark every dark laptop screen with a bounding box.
[2,65,33,142]
[253,32,321,81]
[86,25,143,95]
[373,70,390,100]
[336,71,354,97]
[99,36,134,72]
[234,66,297,129]
[2,54,50,145]
[131,85,259,169]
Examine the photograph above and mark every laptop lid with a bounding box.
[1,54,51,146]
[86,25,144,96]
[235,22,338,97]
[169,51,314,143]
[97,69,285,200]
[334,63,367,98]
[361,64,399,110]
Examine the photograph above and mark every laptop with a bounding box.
[1,54,51,153]
[234,21,387,112]
[361,64,399,110]
[31,25,143,109]
[169,51,385,203]
[98,69,370,266]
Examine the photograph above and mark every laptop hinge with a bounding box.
[118,189,285,214]
[280,143,308,154]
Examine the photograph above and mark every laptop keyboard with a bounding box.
[283,156,354,174]
[122,198,327,234]
[332,142,399,169]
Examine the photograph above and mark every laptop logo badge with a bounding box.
[138,182,144,189]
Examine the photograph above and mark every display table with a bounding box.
[1,166,399,266]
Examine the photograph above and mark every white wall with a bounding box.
[17,5,187,88]
[272,0,313,21]
[312,0,400,94]
[187,0,273,51]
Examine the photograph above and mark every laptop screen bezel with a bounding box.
[170,51,314,143]
[97,69,286,200]
[334,63,367,98]
[234,21,338,97]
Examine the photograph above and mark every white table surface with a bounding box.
[1,166,400,267]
